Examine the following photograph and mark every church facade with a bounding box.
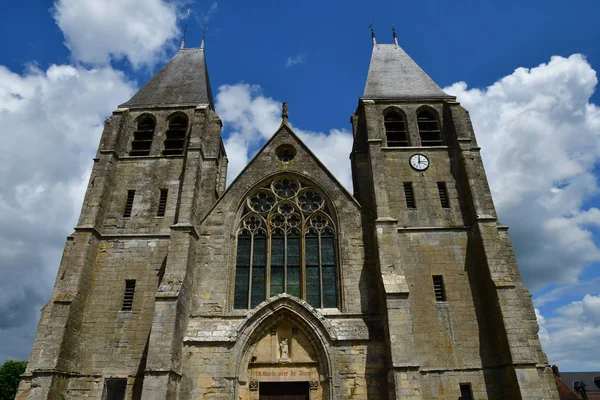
[18,35,560,400]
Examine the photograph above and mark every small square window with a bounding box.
[459,383,473,400]
[104,378,127,400]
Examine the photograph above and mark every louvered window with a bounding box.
[384,111,409,147]
[233,177,338,309]
[129,116,155,156]
[403,182,416,209]
[163,115,188,155]
[123,190,135,218]
[418,110,443,146]
[433,275,446,302]
[437,182,450,209]
[459,383,473,400]
[121,280,136,311]
[157,189,168,217]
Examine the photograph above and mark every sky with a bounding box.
[0,0,599,372]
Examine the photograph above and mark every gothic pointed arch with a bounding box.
[232,174,341,310]
[232,294,335,393]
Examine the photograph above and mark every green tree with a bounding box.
[0,360,26,400]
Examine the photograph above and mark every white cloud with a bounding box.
[286,53,307,68]
[0,63,135,361]
[537,295,600,370]
[215,83,353,189]
[444,54,600,292]
[53,0,181,68]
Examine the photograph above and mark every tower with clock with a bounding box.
[349,33,559,399]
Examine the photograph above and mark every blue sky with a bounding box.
[1,0,600,372]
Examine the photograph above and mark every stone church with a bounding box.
[18,32,560,400]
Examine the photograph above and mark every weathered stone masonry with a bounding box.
[18,40,559,400]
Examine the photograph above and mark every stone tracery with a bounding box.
[234,176,338,310]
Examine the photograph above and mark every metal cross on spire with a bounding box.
[368,23,376,46]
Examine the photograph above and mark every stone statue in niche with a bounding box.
[279,337,289,362]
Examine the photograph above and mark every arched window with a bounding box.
[129,116,155,156]
[162,115,188,155]
[234,177,338,310]
[384,111,408,147]
[417,109,443,146]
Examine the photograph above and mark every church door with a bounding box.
[258,381,309,400]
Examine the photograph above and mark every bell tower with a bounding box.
[18,44,227,399]
[351,31,559,399]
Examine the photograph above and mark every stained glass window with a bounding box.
[234,235,251,309]
[251,234,267,307]
[270,234,284,296]
[233,177,338,309]
[321,231,337,308]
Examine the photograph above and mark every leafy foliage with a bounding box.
[0,360,26,400]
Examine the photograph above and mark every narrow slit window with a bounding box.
[121,280,136,311]
[124,190,135,218]
[384,111,409,147]
[418,110,443,146]
[163,115,188,156]
[459,383,473,400]
[437,182,450,209]
[433,275,446,302]
[129,116,155,156]
[404,182,416,209]
[157,189,168,217]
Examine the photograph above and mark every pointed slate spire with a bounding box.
[120,47,213,108]
[363,39,451,99]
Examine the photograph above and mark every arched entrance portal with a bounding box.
[233,295,335,400]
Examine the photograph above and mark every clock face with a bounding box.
[409,154,429,171]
